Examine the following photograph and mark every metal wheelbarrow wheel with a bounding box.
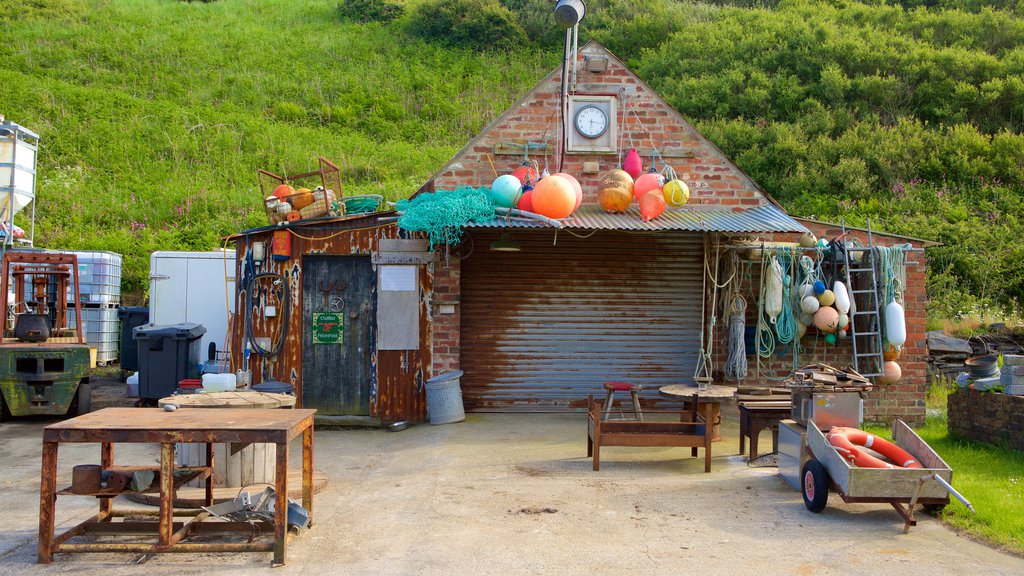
[802,459,829,513]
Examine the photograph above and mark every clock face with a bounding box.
[574,105,609,139]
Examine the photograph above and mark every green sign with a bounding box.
[312,312,343,344]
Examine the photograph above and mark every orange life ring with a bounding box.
[826,427,923,469]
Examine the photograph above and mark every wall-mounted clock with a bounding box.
[567,95,617,153]
[574,105,609,139]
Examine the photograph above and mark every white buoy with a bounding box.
[833,281,850,314]
[801,295,820,314]
[885,301,907,348]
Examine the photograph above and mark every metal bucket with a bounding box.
[425,371,465,425]
[965,355,999,379]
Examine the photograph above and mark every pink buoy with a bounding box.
[622,148,643,179]
[552,172,583,212]
[633,172,665,202]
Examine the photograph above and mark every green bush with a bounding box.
[337,0,404,23]
[408,0,529,51]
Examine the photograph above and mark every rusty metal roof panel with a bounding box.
[465,203,810,234]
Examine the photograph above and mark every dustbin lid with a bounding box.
[118,306,149,319]
[133,322,207,340]
[426,370,463,384]
[252,380,294,394]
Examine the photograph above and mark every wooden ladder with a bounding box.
[842,218,885,377]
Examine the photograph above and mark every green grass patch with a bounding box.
[868,416,1024,554]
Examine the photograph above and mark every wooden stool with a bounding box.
[738,402,791,460]
[602,381,643,422]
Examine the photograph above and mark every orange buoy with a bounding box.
[633,172,664,202]
[290,188,314,209]
[272,184,295,199]
[531,175,576,219]
[812,306,839,333]
[286,210,301,222]
[883,345,901,362]
[639,189,667,221]
[598,170,634,213]
[826,427,922,469]
[878,361,902,384]
[552,172,583,211]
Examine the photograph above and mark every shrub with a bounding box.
[409,0,528,51]
[337,0,405,24]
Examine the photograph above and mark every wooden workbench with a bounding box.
[658,384,737,442]
[38,407,316,566]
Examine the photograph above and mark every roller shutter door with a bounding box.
[460,230,704,411]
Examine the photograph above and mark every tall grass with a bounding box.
[1,0,553,296]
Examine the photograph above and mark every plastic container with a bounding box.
[134,322,207,400]
[67,250,122,305]
[118,306,149,372]
[68,305,120,365]
[425,370,465,425]
[252,380,294,395]
[126,372,139,397]
[202,372,237,392]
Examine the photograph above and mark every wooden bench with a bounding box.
[587,394,712,472]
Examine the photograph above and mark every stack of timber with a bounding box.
[787,364,873,393]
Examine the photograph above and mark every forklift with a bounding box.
[0,252,91,420]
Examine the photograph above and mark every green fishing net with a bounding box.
[397,187,496,248]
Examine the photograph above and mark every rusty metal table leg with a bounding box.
[273,440,289,566]
[205,443,214,507]
[100,442,113,520]
[302,426,313,525]
[38,441,58,563]
[158,443,174,547]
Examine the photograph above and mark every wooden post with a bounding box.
[158,443,174,547]
[273,441,289,566]
[205,443,214,507]
[37,441,58,563]
[302,426,314,525]
[100,443,113,519]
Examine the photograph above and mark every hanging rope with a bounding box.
[774,248,797,346]
[725,294,748,380]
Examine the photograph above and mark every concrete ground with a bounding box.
[0,409,1021,576]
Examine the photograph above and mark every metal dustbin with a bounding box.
[425,370,465,425]
[133,323,206,400]
[117,306,149,372]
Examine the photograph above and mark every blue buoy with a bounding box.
[813,280,826,295]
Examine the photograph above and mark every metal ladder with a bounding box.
[842,218,885,377]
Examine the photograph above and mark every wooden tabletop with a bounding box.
[658,384,738,401]
[158,391,296,409]
[43,408,316,444]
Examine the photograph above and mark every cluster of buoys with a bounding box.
[490,168,582,220]
[597,168,689,221]
[265,184,339,223]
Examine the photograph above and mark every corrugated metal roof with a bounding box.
[465,203,810,234]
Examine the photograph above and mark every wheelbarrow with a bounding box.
[800,419,974,532]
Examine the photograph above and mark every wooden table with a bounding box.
[158,392,297,491]
[658,384,737,442]
[38,407,316,566]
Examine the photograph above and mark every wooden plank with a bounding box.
[213,444,227,486]
[240,444,254,487]
[44,409,316,444]
[253,443,267,484]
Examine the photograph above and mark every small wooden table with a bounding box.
[658,384,736,442]
[38,407,316,566]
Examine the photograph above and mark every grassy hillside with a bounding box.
[1,0,551,295]
[3,0,1024,319]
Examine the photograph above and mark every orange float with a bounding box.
[531,175,576,219]
[552,172,583,211]
[639,190,667,221]
[290,188,314,209]
[826,427,922,469]
[272,184,295,199]
[598,170,634,213]
[633,172,664,202]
